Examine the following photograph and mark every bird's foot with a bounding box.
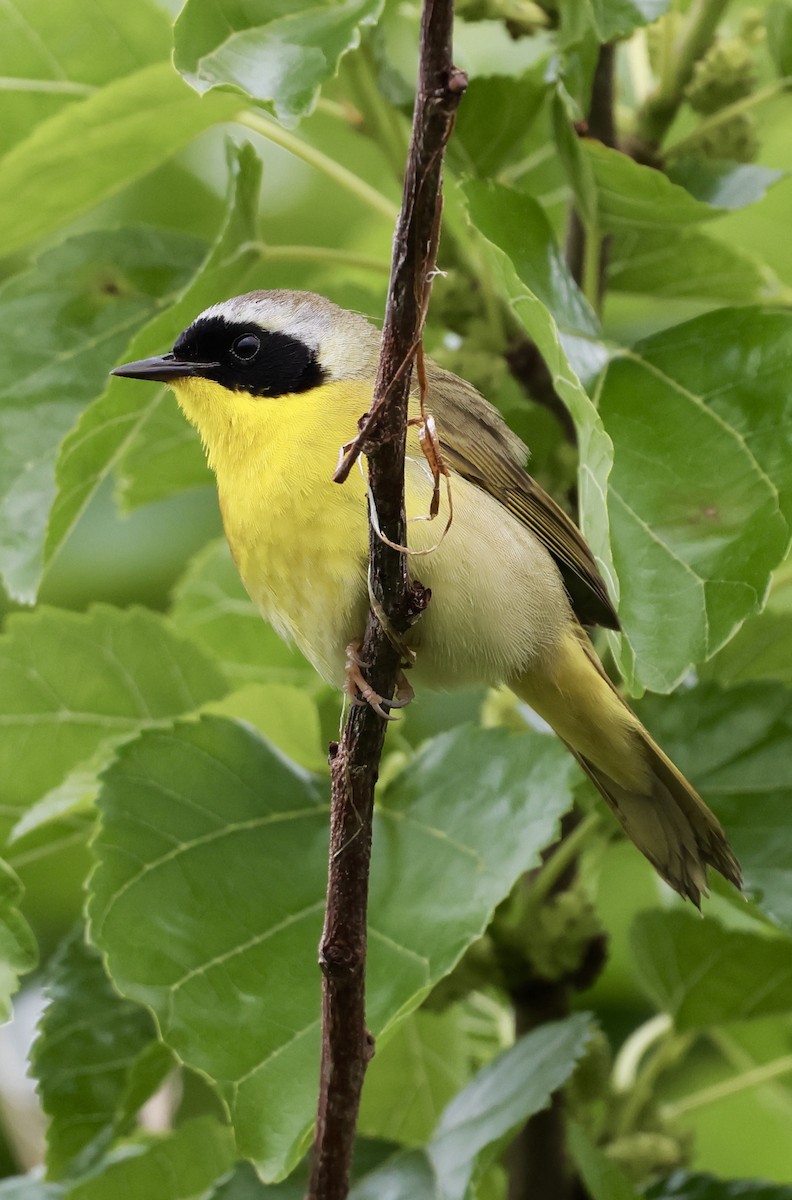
[344,641,414,721]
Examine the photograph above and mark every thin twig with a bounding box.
[237,109,399,221]
[662,1054,792,1120]
[306,5,467,1199]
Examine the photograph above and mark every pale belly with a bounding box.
[221,449,572,690]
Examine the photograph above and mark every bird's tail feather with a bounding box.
[512,627,741,906]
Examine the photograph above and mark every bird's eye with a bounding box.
[231,334,260,361]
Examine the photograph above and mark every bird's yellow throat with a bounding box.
[172,375,375,681]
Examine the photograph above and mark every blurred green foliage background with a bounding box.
[1,0,792,1197]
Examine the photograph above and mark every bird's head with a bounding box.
[112,290,380,424]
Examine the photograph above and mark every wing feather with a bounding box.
[426,362,620,630]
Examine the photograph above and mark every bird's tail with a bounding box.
[511,626,741,905]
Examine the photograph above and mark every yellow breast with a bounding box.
[172,376,374,681]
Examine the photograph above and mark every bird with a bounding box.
[112,289,741,906]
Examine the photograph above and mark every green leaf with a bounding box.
[631,911,792,1029]
[0,858,38,1021]
[204,684,327,772]
[551,90,599,229]
[0,1178,63,1200]
[63,1118,234,1200]
[209,1141,397,1198]
[369,726,576,1001]
[567,1121,641,1200]
[114,399,210,511]
[699,610,792,687]
[701,552,792,689]
[47,142,262,570]
[0,226,204,603]
[348,1151,437,1200]
[667,159,784,211]
[767,2,792,78]
[0,605,227,845]
[88,718,577,1178]
[427,1014,592,1200]
[607,227,783,303]
[463,180,597,336]
[558,0,670,45]
[646,1171,792,1199]
[0,64,240,258]
[451,73,547,177]
[209,1163,272,1199]
[11,743,123,844]
[581,141,727,232]
[359,1008,469,1147]
[174,0,383,125]
[599,308,792,692]
[638,681,792,933]
[169,539,315,690]
[31,929,171,1179]
[453,178,618,619]
[0,0,171,156]
[210,1159,301,1198]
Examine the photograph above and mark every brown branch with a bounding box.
[507,983,576,1200]
[503,813,607,1200]
[306,6,467,1199]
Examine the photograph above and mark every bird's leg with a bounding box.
[344,640,413,721]
[408,413,448,521]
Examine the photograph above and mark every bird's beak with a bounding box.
[111,354,218,383]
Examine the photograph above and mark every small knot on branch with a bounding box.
[406,581,432,624]
[446,66,468,95]
[319,938,361,981]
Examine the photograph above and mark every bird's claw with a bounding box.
[344,642,414,721]
[392,672,415,709]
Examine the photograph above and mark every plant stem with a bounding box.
[581,224,603,312]
[306,5,467,1197]
[613,1030,695,1137]
[0,76,94,94]
[343,42,410,178]
[527,811,601,907]
[664,76,792,159]
[663,1054,792,1119]
[242,241,389,275]
[237,109,399,222]
[315,97,359,123]
[612,1014,672,1092]
[634,0,731,151]
[708,1029,792,1114]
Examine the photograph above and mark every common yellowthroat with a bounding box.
[113,289,741,905]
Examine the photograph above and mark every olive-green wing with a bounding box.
[427,362,620,630]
